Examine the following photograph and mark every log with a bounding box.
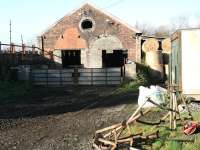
[127,98,149,123]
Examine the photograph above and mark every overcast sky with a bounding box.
[0,0,200,44]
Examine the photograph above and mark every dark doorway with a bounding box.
[102,50,127,68]
[62,50,81,68]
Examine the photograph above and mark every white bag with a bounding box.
[138,85,165,108]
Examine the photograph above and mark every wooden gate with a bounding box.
[31,68,122,86]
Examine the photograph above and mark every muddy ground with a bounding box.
[0,86,139,150]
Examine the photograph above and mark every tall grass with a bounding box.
[0,80,32,98]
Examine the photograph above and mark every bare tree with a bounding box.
[170,15,189,31]
[135,21,155,36]
[154,25,171,37]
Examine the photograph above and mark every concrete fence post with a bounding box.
[32,45,35,54]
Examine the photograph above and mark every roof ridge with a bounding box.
[38,1,141,36]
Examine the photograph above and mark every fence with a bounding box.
[30,68,122,86]
[0,42,60,66]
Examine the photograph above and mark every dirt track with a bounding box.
[0,86,138,150]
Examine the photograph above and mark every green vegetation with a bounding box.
[118,68,151,93]
[0,80,32,99]
[121,109,200,150]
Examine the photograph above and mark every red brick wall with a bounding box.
[40,4,139,62]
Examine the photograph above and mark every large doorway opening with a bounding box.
[62,50,81,68]
[102,50,127,68]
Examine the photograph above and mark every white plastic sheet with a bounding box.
[138,85,166,108]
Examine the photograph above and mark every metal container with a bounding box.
[146,50,164,80]
[170,28,200,99]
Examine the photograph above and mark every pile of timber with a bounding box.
[93,95,193,150]
[93,98,159,150]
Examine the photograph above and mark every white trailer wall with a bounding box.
[181,29,200,96]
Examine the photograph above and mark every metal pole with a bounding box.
[0,41,1,53]
[21,34,24,45]
[9,20,12,51]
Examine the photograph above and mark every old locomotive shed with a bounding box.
[39,3,141,68]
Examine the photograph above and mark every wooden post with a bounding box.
[172,92,176,130]
[21,44,25,63]
[41,36,44,55]
[11,43,15,53]
[169,91,173,130]
[50,51,53,61]
[22,44,25,54]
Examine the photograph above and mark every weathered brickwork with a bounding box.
[39,3,140,63]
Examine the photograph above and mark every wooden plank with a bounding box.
[93,73,107,77]
[127,98,149,123]
[92,143,101,150]
[47,70,60,73]
[46,78,60,82]
[48,74,60,78]
[107,72,121,76]
[79,82,92,85]
[79,76,92,81]
[127,108,151,124]
[61,77,73,82]
[103,126,123,138]
[62,69,74,73]
[33,74,47,78]
[98,138,116,147]
[96,123,122,134]
[93,77,107,80]
[32,70,47,73]
[92,81,106,85]
[34,82,47,85]
[107,81,121,85]
[33,78,47,82]
[62,82,74,85]
[107,77,121,80]
[79,72,92,76]
[47,82,61,85]
[62,73,72,77]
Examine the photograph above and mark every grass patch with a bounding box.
[117,70,151,94]
[120,110,200,150]
[0,80,32,99]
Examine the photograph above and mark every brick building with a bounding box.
[38,2,141,69]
